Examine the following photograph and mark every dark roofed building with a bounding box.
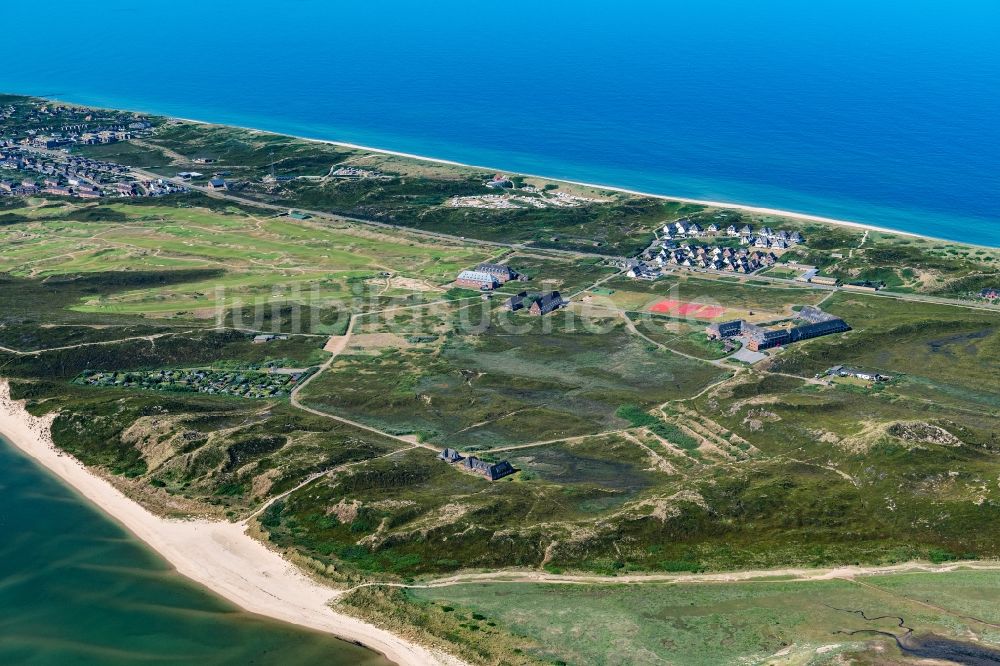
[746,328,791,351]
[706,320,743,340]
[504,291,528,311]
[461,456,516,481]
[484,460,515,480]
[797,305,837,324]
[438,448,463,463]
[746,315,850,351]
[475,262,517,283]
[529,291,563,316]
[207,177,227,190]
[788,318,850,342]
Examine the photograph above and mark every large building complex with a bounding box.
[475,262,518,283]
[707,306,850,351]
[455,270,499,290]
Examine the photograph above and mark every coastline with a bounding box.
[0,380,463,666]
[22,93,997,249]
[174,117,945,244]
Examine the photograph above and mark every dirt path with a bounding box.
[288,315,431,450]
[334,560,1000,598]
[477,429,629,454]
[118,164,1000,313]
[245,444,419,522]
[130,138,189,164]
[0,331,192,356]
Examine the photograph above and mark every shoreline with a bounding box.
[171,118,948,245]
[18,92,998,250]
[0,380,463,666]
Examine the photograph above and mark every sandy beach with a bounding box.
[0,380,463,666]
[167,117,961,245]
[30,94,976,248]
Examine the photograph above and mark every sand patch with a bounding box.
[349,333,412,351]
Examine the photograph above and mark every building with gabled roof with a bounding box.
[504,291,528,311]
[438,448,463,463]
[706,320,743,339]
[460,456,516,481]
[455,270,498,290]
[475,262,517,283]
[529,291,563,315]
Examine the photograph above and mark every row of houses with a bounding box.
[706,306,850,351]
[77,129,133,145]
[663,219,804,245]
[438,449,516,481]
[1,146,132,178]
[653,245,779,273]
[1,100,151,142]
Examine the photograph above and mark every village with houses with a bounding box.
[0,100,187,199]
[625,218,805,280]
[0,145,186,199]
[74,366,308,399]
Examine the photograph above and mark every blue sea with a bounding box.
[2,0,998,246]
[0,437,389,665]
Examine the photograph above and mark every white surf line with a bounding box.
[25,93,999,249]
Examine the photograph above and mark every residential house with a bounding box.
[252,334,289,343]
[438,448,463,463]
[504,291,528,311]
[529,291,563,315]
[461,456,516,481]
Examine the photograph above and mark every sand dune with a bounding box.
[0,380,463,666]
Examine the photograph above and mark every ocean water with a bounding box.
[1,1,998,245]
[0,437,389,666]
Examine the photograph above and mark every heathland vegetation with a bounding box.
[2,94,999,664]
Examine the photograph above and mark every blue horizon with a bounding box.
[3,0,998,246]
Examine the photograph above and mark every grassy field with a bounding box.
[4,93,1000,666]
[395,569,1000,665]
[500,253,620,294]
[772,291,1000,396]
[625,313,731,359]
[299,307,728,448]
[0,201,490,320]
[261,430,698,578]
[115,121,688,256]
[603,274,825,322]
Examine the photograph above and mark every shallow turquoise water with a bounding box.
[1,1,997,245]
[0,436,389,666]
